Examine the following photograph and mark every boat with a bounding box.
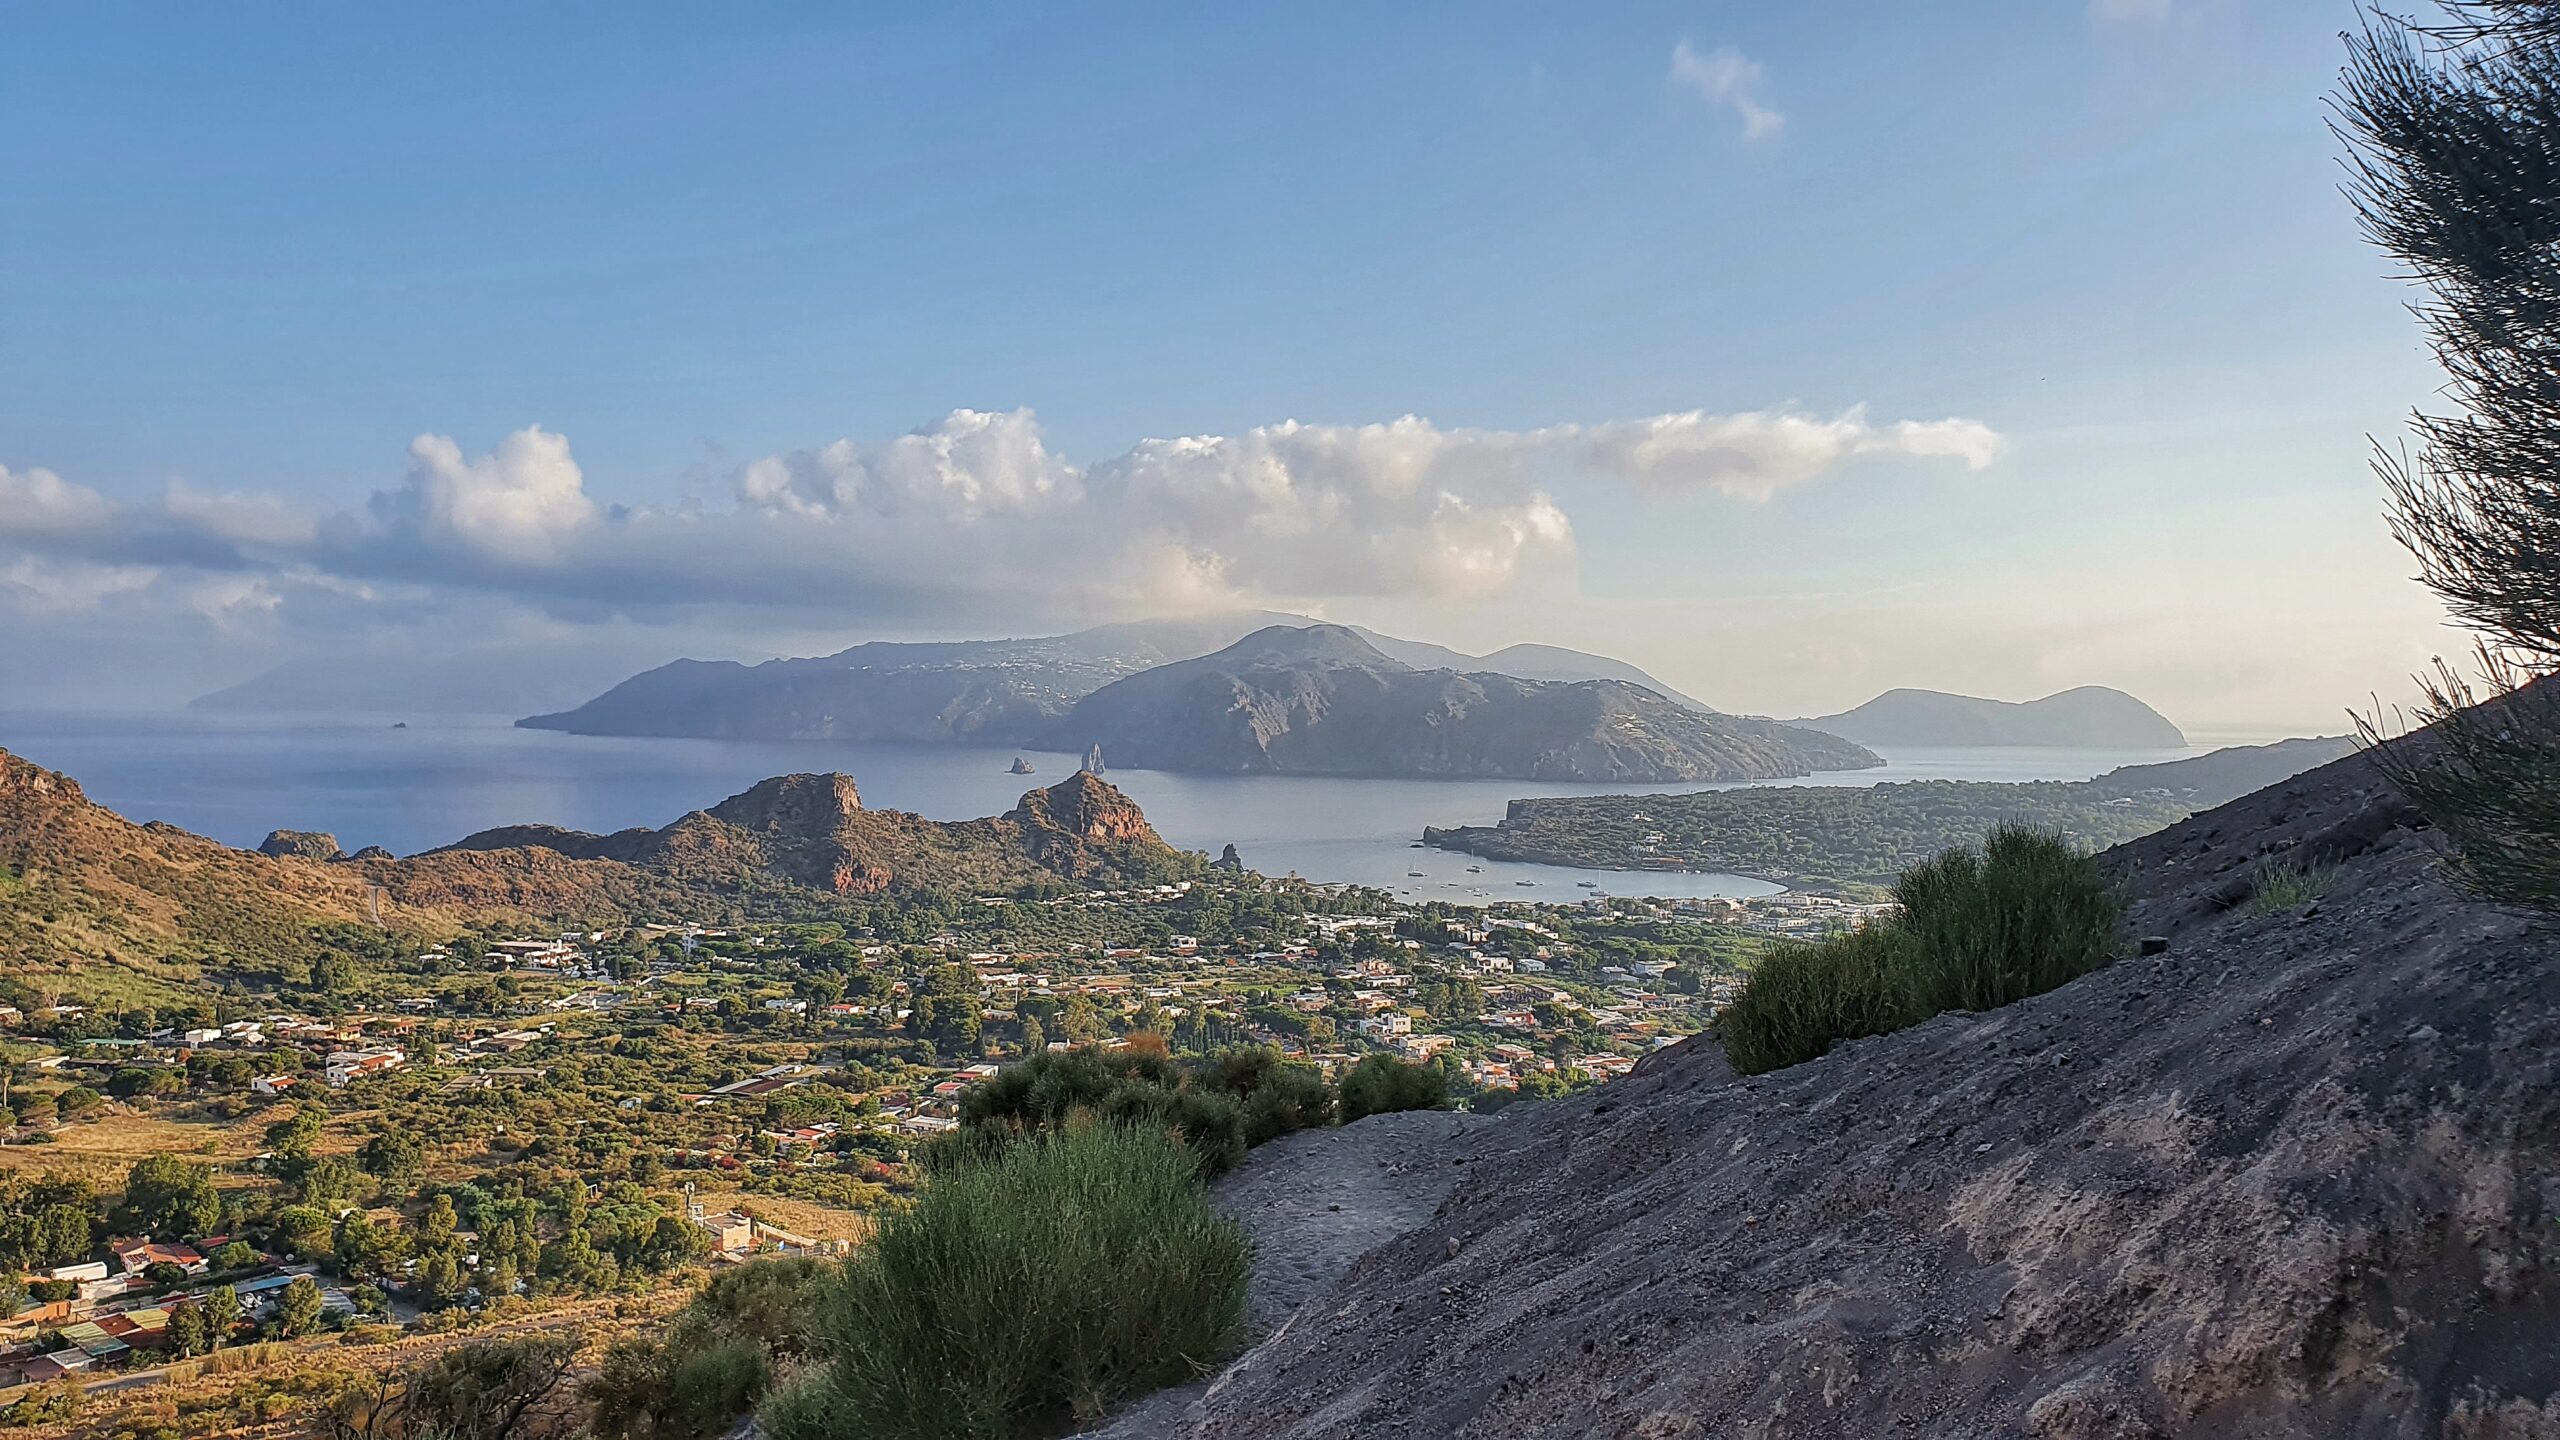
[1466,865,1482,873]
[1515,880,1536,887]
[1407,870,1425,877]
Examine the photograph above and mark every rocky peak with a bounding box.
[258,829,344,861]
[0,749,84,806]
[1221,623,1407,673]
[1008,772,1160,847]
[702,772,864,836]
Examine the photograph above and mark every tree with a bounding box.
[2341,3,2560,905]
[357,1129,425,1181]
[166,1297,211,1357]
[123,1156,220,1240]
[201,1283,241,1348]
[322,1338,580,1440]
[276,1274,326,1337]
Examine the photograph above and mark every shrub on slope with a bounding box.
[932,1043,1350,1175]
[760,1125,1249,1440]
[1719,826,2125,1075]
[1336,1054,1450,1124]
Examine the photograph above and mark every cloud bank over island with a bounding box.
[0,402,2002,641]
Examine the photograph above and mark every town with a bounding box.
[0,873,1875,1419]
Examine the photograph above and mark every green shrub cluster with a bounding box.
[588,1257,830,1440]
[760,1125,1249,1440]
[1718,826,2125,1076]
[931,1042,1432,1176]
[1337,1053,1450,1123]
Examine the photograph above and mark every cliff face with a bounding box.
[1143,747,2560,1438]
[1051,625,1878,782]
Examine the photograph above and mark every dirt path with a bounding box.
[1080,1108,1495,1438]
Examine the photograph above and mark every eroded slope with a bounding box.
[1153,749,2559,1438]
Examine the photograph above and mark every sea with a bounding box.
[0,711,2214,906]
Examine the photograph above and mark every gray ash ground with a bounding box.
[1102,746,2560,1438]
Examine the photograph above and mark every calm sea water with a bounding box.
[0,712,2207,904]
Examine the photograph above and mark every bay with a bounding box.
[0,712,2210,904]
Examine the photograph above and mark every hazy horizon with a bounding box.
[1,3,2459,735]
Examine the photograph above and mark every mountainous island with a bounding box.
[1800,685,2187,748]
[1421,734,2353,891]
[1043,624,1878,782]
[512,612,1712,748]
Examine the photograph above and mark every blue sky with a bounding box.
[0,2,2452,731]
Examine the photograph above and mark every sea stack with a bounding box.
[1008,757,1035,775]
[1082,744,1107,775]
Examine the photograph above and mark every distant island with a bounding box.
[1043,624,1878,782]
[1421,735,2353,893]
[1797,685,2186,749]
[513,611,1713,747]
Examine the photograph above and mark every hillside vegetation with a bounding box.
[0,746,1195,1005]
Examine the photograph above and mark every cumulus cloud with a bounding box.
[0,400,1999,636]
[1572,406,2004,500]
[735,408,1081,523]
[374,426,598,561]
[1671,41,1783,141]
[0,464,114,534]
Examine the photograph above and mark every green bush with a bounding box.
[1715,924,1919,1076]
[761,1125,1249,1440]
[1892,825,2125,1014]
[1718,826,2123,1076]
[1336,1054,1448,1124]
[587,1258,831,1440]
[2245,859,2333,914]
[933,1045,1334,1176]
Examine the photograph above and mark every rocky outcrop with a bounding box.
[1212,844,1245,872]
[1003,773,1165,878]
[415,770,1184,908]
[257,829,344,861]
[1137,746,2560,1438]
[1050,625,1879,782]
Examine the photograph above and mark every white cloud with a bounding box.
[187,574,286,630]
[163,481,318,547]
[0,399,1997,637]
[379,426,598,561]
[735,408,1081,523]
[0,464,114,534]
[1670,41,1783,141]
[0,556,158,614]
[2087,0,2172,21]
[1573,406,2005,500]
